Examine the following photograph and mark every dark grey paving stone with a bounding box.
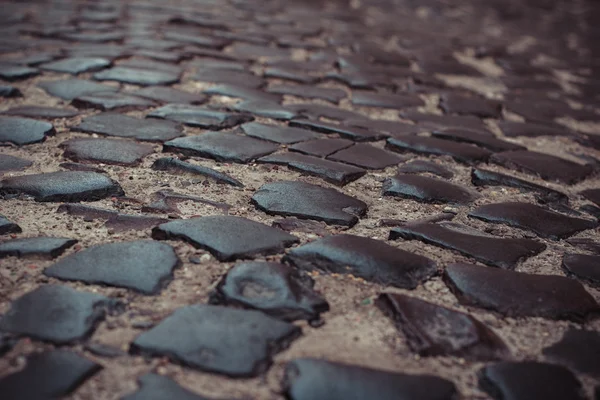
[152,216,298,261]
[376,293,509,360]
[288,104,367,122]
[72,91,156,111]
[562,253,600,287]
[580,188,600,207]
[469,202,597,239]
[490,150,593,185]
[57,203,168,232]
[252,181,367,227]
[383,174,479,204]
[94,66,180,85]
[0,64,39,81]
[542,328,600,377]
[263,66,317,84]
[398,160,454,179]
[566,238,600,254]
[271,217,329,236]
[0,116,54,146]
[116,58,184,74]
[131,86,207,105]
[289,138,354,157]
[0,215,21,235]
[344,118,422,136]
[399,110,488,131]
[0,237,77,259]
[386,135,492,165]
[241,122,319,144]
[390,222,545,269]
[283,358,458,400]
[44,240,180,295]
[62,31,125,43]
[163,132,278,163]
[328,144,407,169]
[38,78,119,100]
[431,129,525,152]
[0,154,32,174]
[204,84,280,103]
[130,304,301,377]
[0,285,118,343]
[0,171,124,202]
[439,93,502,118]
[0,350,102,400]
[122,373,212,400]
[60,162,106,173]
[289,119,386,142]
[148,104,253,129]
[74,113,183,142]
[152,157,243,187]
[84,342,126,358]
[2,106,79,119]
[210,261,328,322]
[497,120,572,138]
[284,234,436,289]
[351,91,424,108]
[40,56,111,74]
[479,362,585,400]
[61,138,155,166]
[163,30,230,49]
[194,67,264,88]
[232,100,298,120]
[266,84,347,103]
[0,85,22,98]
[443,263,600,321]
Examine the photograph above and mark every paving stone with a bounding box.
[439,93,502,118]
[383,174,479,204]
[289,119,387,142]
[57,203,168,232]
[443,263,599,320]
[344,118,423,136]
[288,104,367,122]
[479,361,585,400]
[580,188,600,207]
[328,143,407,169]
[283,358,458,400]
[94,66,180,85]
[266,84,347,102]
[263,66,317,84]
[152,216,298,261]
[194,67,264,88]
[0,85,22,98]
[117,58,184,74]
[580,204,600,219]
[0,64,39,81]
[164,30,230,49]
[252,181,367,227]
[351,91,424,109]
[122,373,213,400]
[431,129,525,152]
[2,106,79,119]
[204,84,280,103]
[562,253,600,287]
[232,100,299,120]
[75,113,183,142]
[45,240,180,295]
[490,150,593,185]
[85,341,127,358]
[0,215,21,235]
[271,217,329,236]
[398,160,454,178]
[0,116,54,146]
[0,285,118,343]
[130,304,301,377]
[38,78,119,100]
[0,350,102,400]
[284,234,436,289]
[62,31,125,43]
[399,110,488,131]
[376,292,508,360]
[0,237,77,259]
[72,91,156,111]
[566,238,600,254]
[289,138,354,157]
[387,135,492,164]
[148,104,253,129]
[40,56,111,74]
[497,120,572,138]
[61,138,155,166]
[142,190,231,215]
[240,122,319,144]
[152,157,243,187]
[0,171,124,202]
[164,132,277,163]
[0,154,32,174]
[542,328,600,377]
[131,86,207,105]
[390,223,546,269]
[210,261,329,322]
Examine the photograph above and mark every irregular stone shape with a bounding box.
[443,263,600,321]
[2,106,79,119]
[45,240,179,295]
[122,373,210,400]
[471,168,568,204]
[562,253,600,287]
[439,93,502,118]
[148,104,253,129]
[0,64,38,81]
[72,91,156,111]
[117,58,184,75]
[345,118,421,136]
[567,238,600,254]
[542,329,600,376]
[0,154,32,174]
[232,100,298,120]
[497,120,572,138]
[289,138,354,157]
[263,67,317,84]
[85,342,126,358]
[152,157,243,187]
[387,135,492,164]
[258,152,366,186]
[290,119,386,142]
[252,181,367,227]
[94,66,180,85]
[398,160,454,178]
[0,285,117,343]
[581,188,600,207]
[267,84,346,103]
[479,362,585,400]
[431,129,525,152]
[241,122,318,144]
[0,85,21,98]
[164,30,230,49]
[272,217,329,236]
[130,304,301,377]
[40,57,111,74]
[0,350,102,400]
[390,223,545,269]
[57,204,167,232]
[194,67,264,88]
[131,86,206,105]
[351,91,424,108]
[75,113,183,142]
[152,216,298,261]
[164,132,278,163]
[328,144,406,169]
[0,116,54,146]
[61,138,154,166]
[376,293,508,360]
[210,261,329,321]
[0,215,21,235]
[400,110,487,131]
[204,84,280,103]
[38,78,118,100]
[289,103,368,122]
[143,190,231,215]
[284,234,436,289]
[581,204,600,219]
[0,237,77,259]
[283,358,458,400]
[383,174,478,205]
[0,171,124,202]
[490,150,592,185]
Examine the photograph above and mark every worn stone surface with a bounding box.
[2,106,79,119]
[289,138,354,157]
[72,92,156,111]
[0,237,77,259]
[61,138,155,165]
[0,116,54,146]
[0,154,32,174]
[122,373,211,400]
[38,78,118,100]
[241,122,319,144]
[328,144,406,169]
[148,104,253,129]
[398,160,454,178]
[40,56,111,74]
[387,135,492,164]
[542,329,600,377]
[383,174,479,204]
[94,66,180,85]
[152,157,243,187]
[131,86,207,105]
[562,253,600,287]
[74,113,183,142]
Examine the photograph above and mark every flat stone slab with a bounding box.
[0,171,124,202]
[351,91,424,108]
[289,138,354,157]
[383,174,479,204]
[148,104,253,129]
[152,216,298,261]
[562,253,600,287]
[72,91,156,111]
[285,234,436,289]
[122,373,212,400]
[542,328,600,377]
[0,85,21,98]
[210,261,329,322]
[580,188,600,207]
[131,86,207,105]
[0,237,77,259]
[130,304,301,377]
[283,358,458,400]
[0,215,21,235]
[431,129,525,152]
[290,119,386,142]
[38,78,118,100]
[74,113,183,142]
[0,64,39,81]
[439,93,502,118]
[40,56,111,74]
[0,116,54,146]
[497,120,572,138]
[328,143,406,169]
[443,263,600,321]
[241,122,319,144]
[398,160,454,179]
[94,66,180,85]
[386,135,492,165]
[232,100,299,120]
[152,157,243,187]
[267,84,347,102]
[252,181,368,227]
[61,138,155,166]
[0,285,118,343]
[0,154,32,174]
[2,106,79,119]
